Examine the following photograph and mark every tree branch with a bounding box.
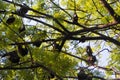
[10,35,120,47]
[100,0,120,22]
[70,36,120,46]
[3,0,69,34]
[0,62,63,80]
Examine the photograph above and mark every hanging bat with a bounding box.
[73,13,78,24]
[86,46,93,56]
[2,51,20,63]
[6,15,15,24]
[18,45,28,56]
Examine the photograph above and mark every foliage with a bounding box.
[0,0,120,80]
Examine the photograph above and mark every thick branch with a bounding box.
[94,32,120,46]
[3,0,69,34]
[10,38,62,45]
[10,35,120,47]
[71,36,120,46]
[63,76,106,80]
[0,63,63,80]
[98,21,118,28]
[100,0,119,22]
[53,19,70,33]
[64,19,118,34]
[24,15,65,34]
[100,0,115,17]
[2,0,52,18]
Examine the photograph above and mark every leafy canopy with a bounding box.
[0,0,120,80]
